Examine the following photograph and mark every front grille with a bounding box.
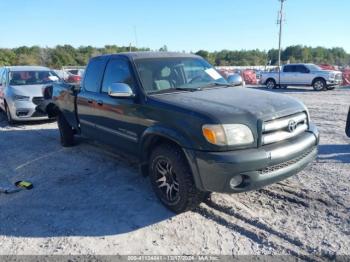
[335,73,342,81]
[258,147,315,175]
[32,97,45,105]
[32,110,47,117]
[262,112,308,145]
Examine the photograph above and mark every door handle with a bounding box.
[87,99,94,104]
[97,100,103,106]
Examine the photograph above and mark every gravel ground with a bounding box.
[0,86,349,259]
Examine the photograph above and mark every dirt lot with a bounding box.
[0,86,349,259]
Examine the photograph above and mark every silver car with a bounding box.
[0,66,60,123]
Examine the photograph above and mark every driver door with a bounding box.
[92,57,141,154]
[294,65,313,85]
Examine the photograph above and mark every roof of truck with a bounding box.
[5,66,51,72]
[97,51,201,60]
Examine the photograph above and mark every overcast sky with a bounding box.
[0,0,348,52]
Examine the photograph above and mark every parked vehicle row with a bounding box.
[260,63,343,91]
[39,52,319,213]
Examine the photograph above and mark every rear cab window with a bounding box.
[83,57,108,93]
[283,65,293,73]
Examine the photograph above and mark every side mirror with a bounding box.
[346,107,350,137]
[227,74,243,86]
[108,83,135,98]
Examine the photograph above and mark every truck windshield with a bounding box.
[9,71,60,86]
[134,58,227,94]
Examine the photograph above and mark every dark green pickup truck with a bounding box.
[43,52,319,213]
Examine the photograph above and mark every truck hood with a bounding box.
[9,84,48,97]
[150,87,307,123]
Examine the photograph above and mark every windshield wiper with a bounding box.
[148,87,201,95]
[201,82,232,89]
[175,87,202,92]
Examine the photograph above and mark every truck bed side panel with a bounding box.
[53,82,79,129]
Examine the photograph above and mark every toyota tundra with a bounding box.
[42,52,319,213]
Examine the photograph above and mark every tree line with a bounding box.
[0,44,349,68]
[196,46,350,67]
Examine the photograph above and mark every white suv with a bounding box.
[260,63,342,91]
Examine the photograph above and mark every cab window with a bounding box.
[84,57,106,92]
[101,58,134,93]
[295,65,309,73]
[283,65,293,72]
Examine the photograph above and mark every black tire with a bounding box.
[149,143,206,213]
[57,113,74,147]
[5,103,15,125]
[313,78,326,91]
[266,79,277,89]
[326,85,335,90]
[346,107,350,138]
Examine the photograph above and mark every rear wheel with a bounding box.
[57,113,74,147]
[149,144,206,213]
[313,79,326,91]
[266,79,276,89]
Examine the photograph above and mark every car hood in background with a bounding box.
[9,84,51,97]
[150,87,307,122]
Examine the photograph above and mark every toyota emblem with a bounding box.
[288,120,297,133]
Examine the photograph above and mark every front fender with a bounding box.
[138,125,206,190]
[139,125,195,158]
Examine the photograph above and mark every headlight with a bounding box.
[202,124,254,146]
[329,73,336,79]
[13,95,30,101]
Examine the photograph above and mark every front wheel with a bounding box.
[266,79,277,89]
[313,79,326,91]
[149,144,206,213]
[57,113,75,147]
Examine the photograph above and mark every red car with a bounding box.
[67,73,82,83]
[65,69,85,83]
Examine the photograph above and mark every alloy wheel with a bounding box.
[154,157,180,203]
[266,80,275,89]
[314,80,325,91]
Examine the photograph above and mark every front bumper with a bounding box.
[8,99,48,121]
[327,79,342,86]
[185,124,319,193]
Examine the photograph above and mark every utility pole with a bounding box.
[277,0,286,85]
[133,26,138,48]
